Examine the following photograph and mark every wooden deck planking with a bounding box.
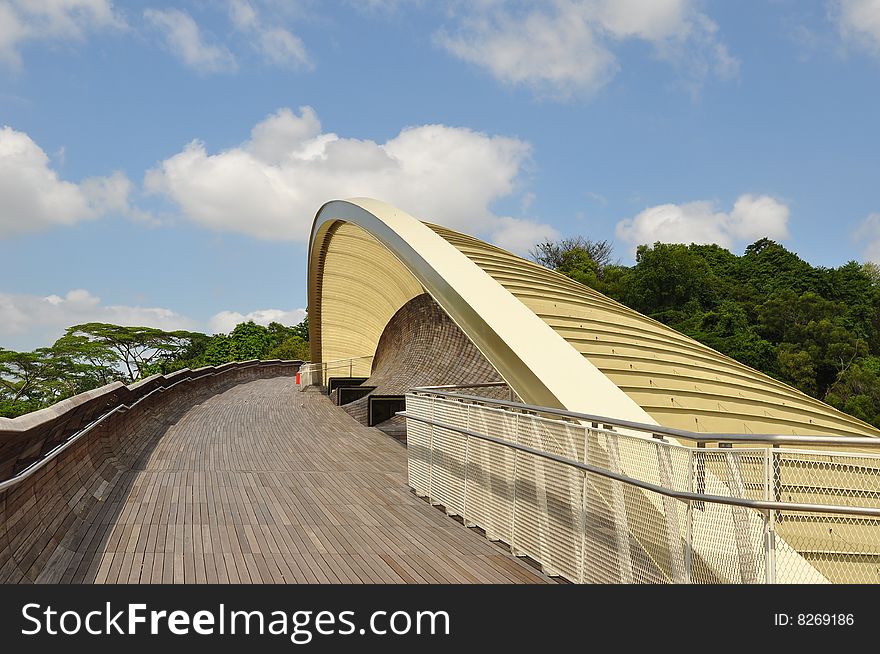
[24,378,548,584]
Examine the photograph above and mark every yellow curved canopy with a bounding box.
[308,198,880,437]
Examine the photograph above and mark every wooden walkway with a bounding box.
[44,378,549,584]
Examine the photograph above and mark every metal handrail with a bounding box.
[321,361,371,372]
[303,355,373,368]
[398,411,880,519]
[300,356,374,375]
[301,355,374,387]
[409,385,880,449]
[0,361,276,492]
[415,382,509,390]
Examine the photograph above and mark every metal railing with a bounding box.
[0,376,186,493]
[409,384,880,449]
[298,355,373,389]
[401,385,880,584]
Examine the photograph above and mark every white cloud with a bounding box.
[257,27,310,68]
[229,0,259,29]
[594,0,690,41]
[615,194,790,254]
[491,216,559,254]
[144,8,237,74]
[833,0,880,54]
[0,289,196,351]
[855,212,880,262]
[0,0,124,69]
[208,307,306,334]
[0,126,136,236]
[145,105,556,250]
[435,2,617,99]
[228,0,310,69]
[434,0,737,99]
[727,194,790,242]
[348,0,421,13]
[0,289,308,350]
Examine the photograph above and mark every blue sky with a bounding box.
[1,0,879,351]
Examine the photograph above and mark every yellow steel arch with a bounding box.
[308,198,880,438]
[309,198,651,423]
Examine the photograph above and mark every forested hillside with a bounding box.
[0,317,309,418]
[532,237,880,429]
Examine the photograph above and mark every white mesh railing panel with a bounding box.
[772,449,880,584]
[464,405,516,542]
[511,415,584,580]
[429,398,469,517]
[405,391,880,584]
[405,394,433,497]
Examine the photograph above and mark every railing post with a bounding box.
[580,426,590,584]
[764,447,777,584]
[463,404,471,525]
[607,433,634,583]
[427,395,435,504]
[655,439,686,583]
[685,449,694,583]
[723,449,759,584]
[510,411,520,556]
[685,500,694,584]
[579,469,588,584]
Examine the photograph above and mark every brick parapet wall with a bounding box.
[0,360,300,583]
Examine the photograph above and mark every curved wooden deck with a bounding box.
[36,377,549,584]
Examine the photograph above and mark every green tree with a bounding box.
[737,238,826,298]
[530,237,615,277]
[555,248,600,288]
[626,242,719,315]
[61,323,198,382]
[142,332,214,375]
[50,333,120,386]
[0,348,52,410]
[267,336,309,361]
[201,334,232,366]
[756,290,837,344]
[0,347,100,417]
[826,358,880,426]
[777,345,817,395]
[228,321,271,361]
[291,314,309,342]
